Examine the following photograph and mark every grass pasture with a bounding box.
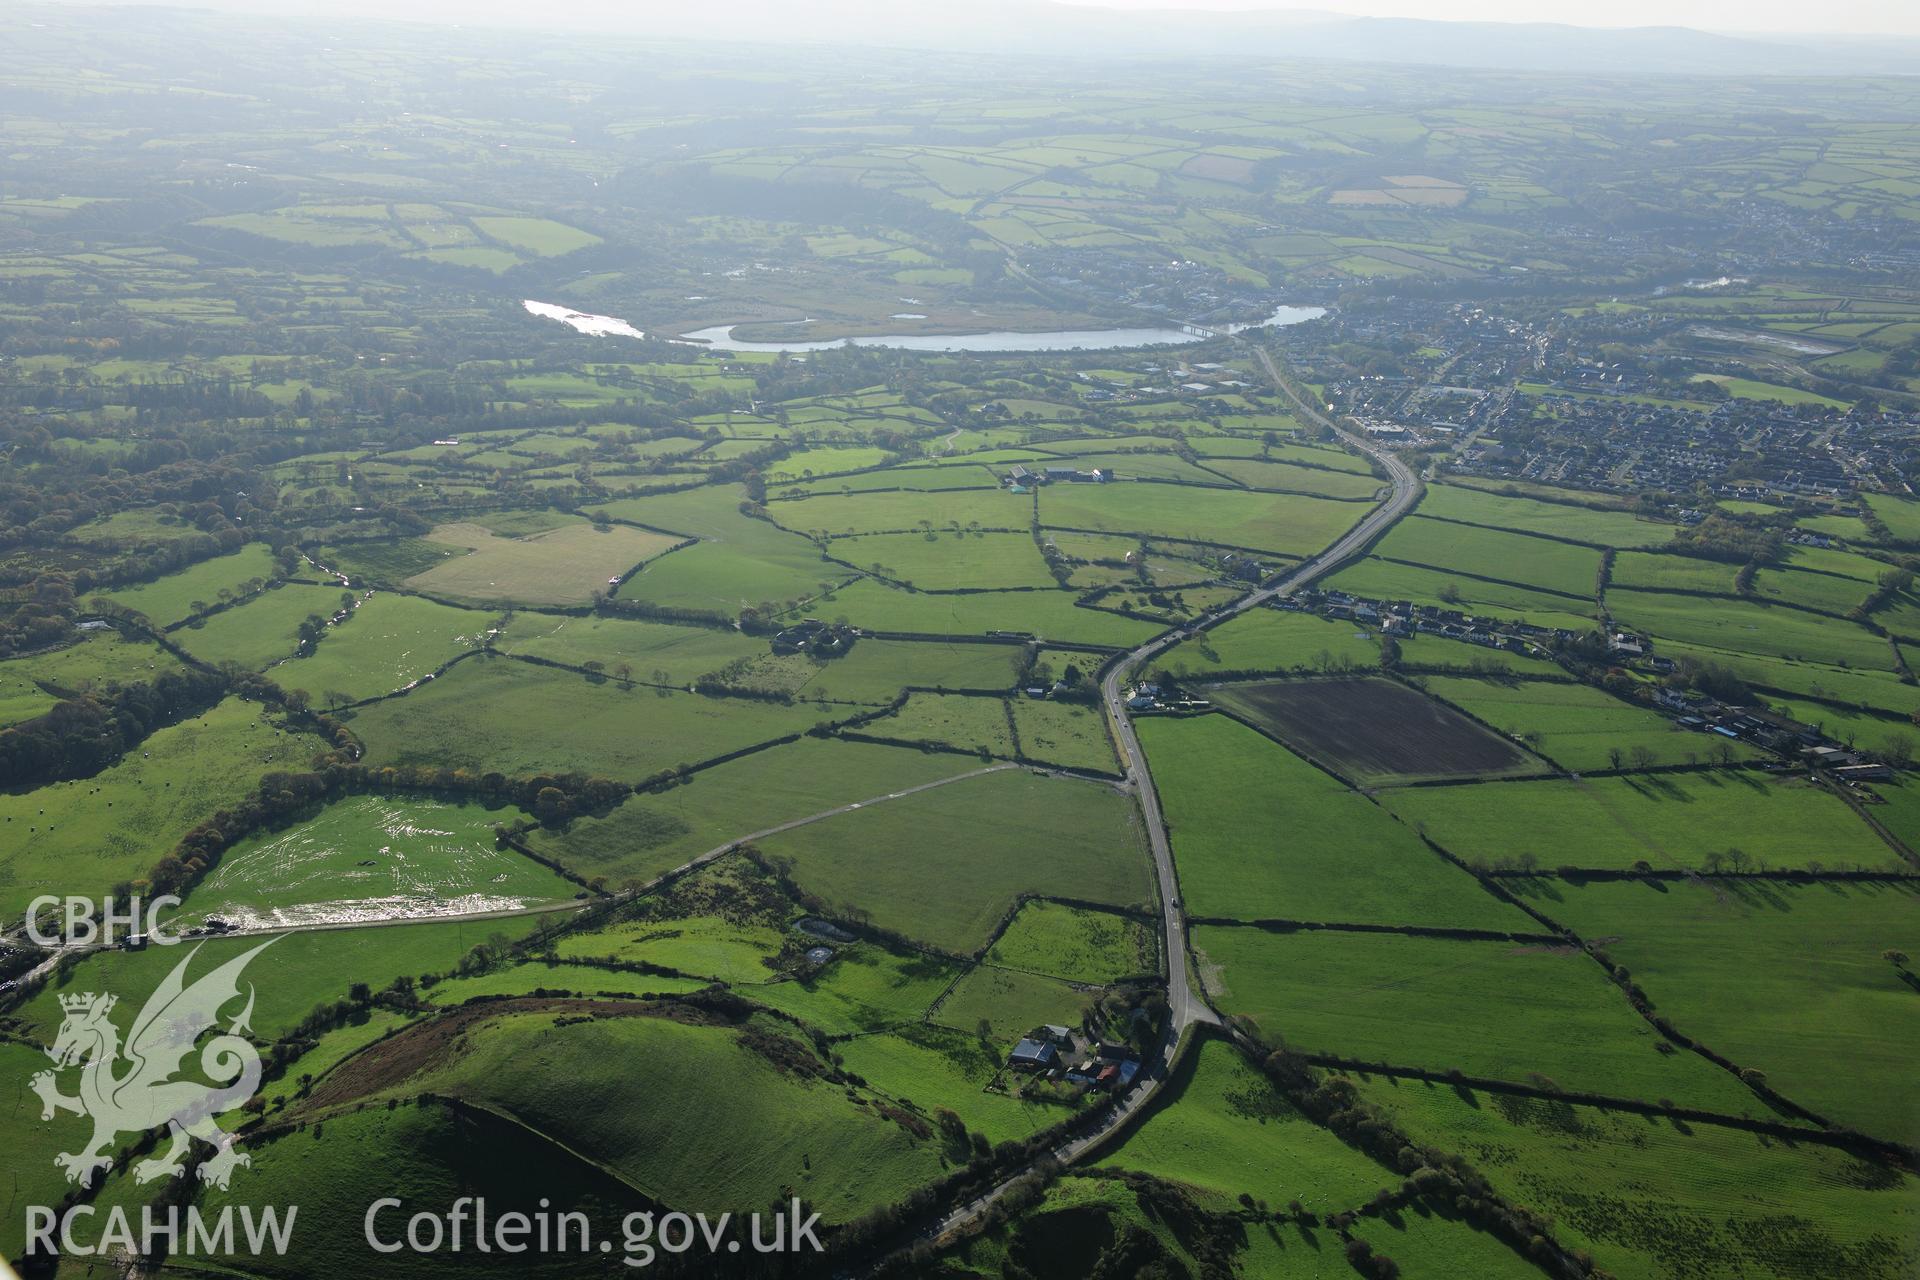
[405,520,679,605]
[1417,485,1673,548]
[1416,674,1753,771]
[1382,770,1897,872]
[751,769,1151,954]
[930,964,1098,1043]
[747,944,961,1035]
[315,1008,947,1225]
[827,530,1055,589]
[0,629,184,727]
[984,900,1156,984]
[1193,926,1760,1113]
[349,655,823,781]
[274,593,496,705]
[172,583,350,670]
[1098,1035,1392,1211]
[1148,607,1381,679]
[0,697,307,921]
[1010,697,1118,772]
[1608,588,1894,669]
[1039,483,1363,557]
[1138,714,1527,930]
[527,738,981,886]
[104,543,280,625]
[1327,557,1598,632]
[1537,877,1920,1143]
[1357,1078,1920,1280]
[1377,516,1603,596]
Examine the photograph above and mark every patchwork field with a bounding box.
[1376,515,1603,596]
[1138,714,1528,929]
[0,697,308,921]
[1192,926,1762,1112]
[1147,606,1382,678]
[1356,1079,1920,1280]
[527,738,982,885]
[750,768,1152,953]
[1382,770,1898,872]
[404,519,679,605]
[172,583,351,670]
[1098,1035,1390,1210]
[1039,483,1363,556]
[272,593,496,705]
[349,655,824,781]
[1417,674,1755,771]
[984,900,1156,984]
[1536,877,1920,1142]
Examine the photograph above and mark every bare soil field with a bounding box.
[1208,676,1541,784]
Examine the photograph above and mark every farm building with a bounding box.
[1008,1038,1059,1072]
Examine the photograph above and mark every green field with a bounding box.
[769,486,1028,536]
[1376,516,1603,595]
[0,629,185,727]
[350,655,824,781]
[104,543,281,625]
[1148,607,1382,678]
[1537,877,1920,1143]
[313,1008,949,1224]
[172,584,352,670]
[1327,557,1598,632]
[930,964,1098,1043]
[1357,1079,1920,1280]
[751,768,1151,953]
[0,697,308,921]
[812,578,1160,646]
[828,530,1056,589]
[1039,483,1364,557]
[1346,1205,1545,1280]
[1382,770,1898,872]
[182,1100,651,1278]
[1608,588,1894,669]
[1138,714,1528,929]
[598,485,838,617]
[1608,550,1738,595]
[747,943,961,1034]
[1193,926,1761,1112]
[11,913,545,1048]
[1100,1034,1392,1210]
[833,1024,1060,1144]
[405,520,679,605]
[527,737,981,885]
[865,691,1015,756]
[1010,697,1118,771]
[1418,485,1673,547]
[273,593,497,705]
[984,900,1156,983]
[1417,674,1756,771]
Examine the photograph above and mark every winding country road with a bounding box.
[913,339,1423,1252]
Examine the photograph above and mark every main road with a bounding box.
[911,341,1423,1253]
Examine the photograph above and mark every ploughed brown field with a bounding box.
[1208,676,1542,784]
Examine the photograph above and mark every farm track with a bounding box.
[902,341,1424,1257]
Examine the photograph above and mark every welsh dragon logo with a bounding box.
[31,940,272,1189]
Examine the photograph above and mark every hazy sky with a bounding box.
[1064,0,1920,36]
